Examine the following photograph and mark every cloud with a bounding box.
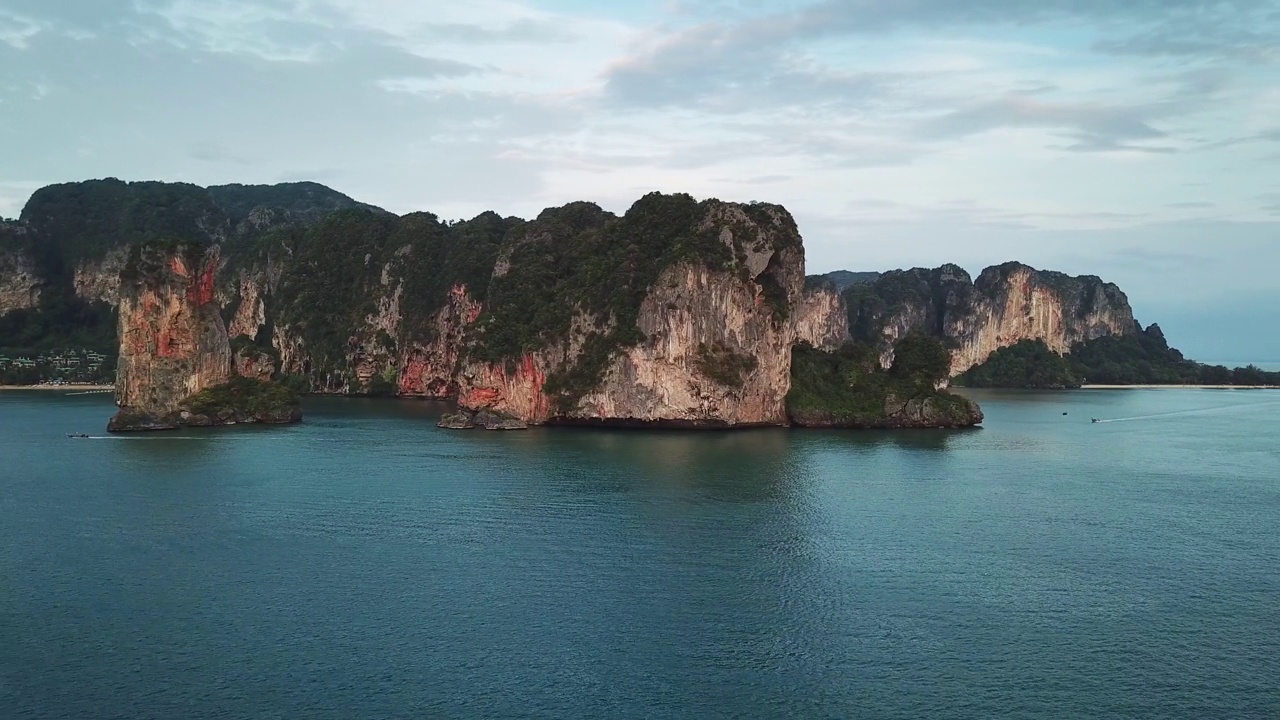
[132,0,327,62]
[916,94,1167,148]
[733,174,792,185]
[1092,10,1280,61]
[0,10,43,48]
[606,0,1278,101]
[391,18,577,45]
[1,0,1278,352]
[0,180,44,218]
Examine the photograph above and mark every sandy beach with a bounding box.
[1081,384,1280,390]
[0,385,113,392]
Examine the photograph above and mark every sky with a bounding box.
[1,0,1278,359]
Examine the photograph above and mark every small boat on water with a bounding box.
[66,433,90,439]
[1091,418,1101,424]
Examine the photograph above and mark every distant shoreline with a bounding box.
[0,384,114,392]
[1080,384,1280,390]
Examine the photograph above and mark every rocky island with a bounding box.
[19,177,1255,432]
[0,179,984,430]
[818,263,1280,389]
[106,239,300,432]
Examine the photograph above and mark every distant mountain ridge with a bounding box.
[1,178,381,359]
[839,261,1136,375]
[805,270,879,291]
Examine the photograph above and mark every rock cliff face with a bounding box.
[73,249,128,306]
[397,284,483,398]
[233,344,277,382]
[111,243,231,426]
[846,261,1135,375]
[450,200,847,427]
[0,224,40,314]
[7,178,987,431]
[201,194,851,427]
[107,241,303,432]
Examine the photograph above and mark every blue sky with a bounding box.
[2,0,1278,359]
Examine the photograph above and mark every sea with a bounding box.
[2,389,1278,719]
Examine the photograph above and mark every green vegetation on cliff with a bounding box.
[184,376,300,418]
[479,193,799,407]
[2,179,374,374]
[844,264,974,344]
[120,237,212,285]
[955,340,1082,389]
[1,220,117,356]
[694,342,760,388]
[805,270,879,292]
[787,334,980,427]
[954,325,1280,388]
[19,178,378,265]
[263,208,518,376]
[20,179,222,264]
[207,182,379,228]
[1068,324,1280,386]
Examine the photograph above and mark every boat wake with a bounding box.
[85,436,207,440]
[1094,400,1280,424]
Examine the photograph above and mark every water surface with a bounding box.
[2,389,1278,719]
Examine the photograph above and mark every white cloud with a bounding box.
[2,0,1279,353]
[135,0,328,61]
[0,10,43,49]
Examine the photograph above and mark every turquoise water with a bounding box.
[2,389,1279,719]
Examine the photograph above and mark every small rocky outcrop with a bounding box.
[108,377,303,432]
[233,342,278,382]
[437,408,528,431]
[788,394,984,429]
[785,339,984,429]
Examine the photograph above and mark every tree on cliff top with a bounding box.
[890,332,952,389]
[787,335,977,427]
[477,192,802,409]
[954,339,1081,389]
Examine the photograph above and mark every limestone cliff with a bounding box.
[73,248,128,306]
[398,283,483,397]
[10,178,989,430]
[846,261,1135,376]
[0,224,40,314]
[107,192,853,429]
[451,197,848,427]
[110,242,231,429]
[108,242,299,431]
[233,344,277,382]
